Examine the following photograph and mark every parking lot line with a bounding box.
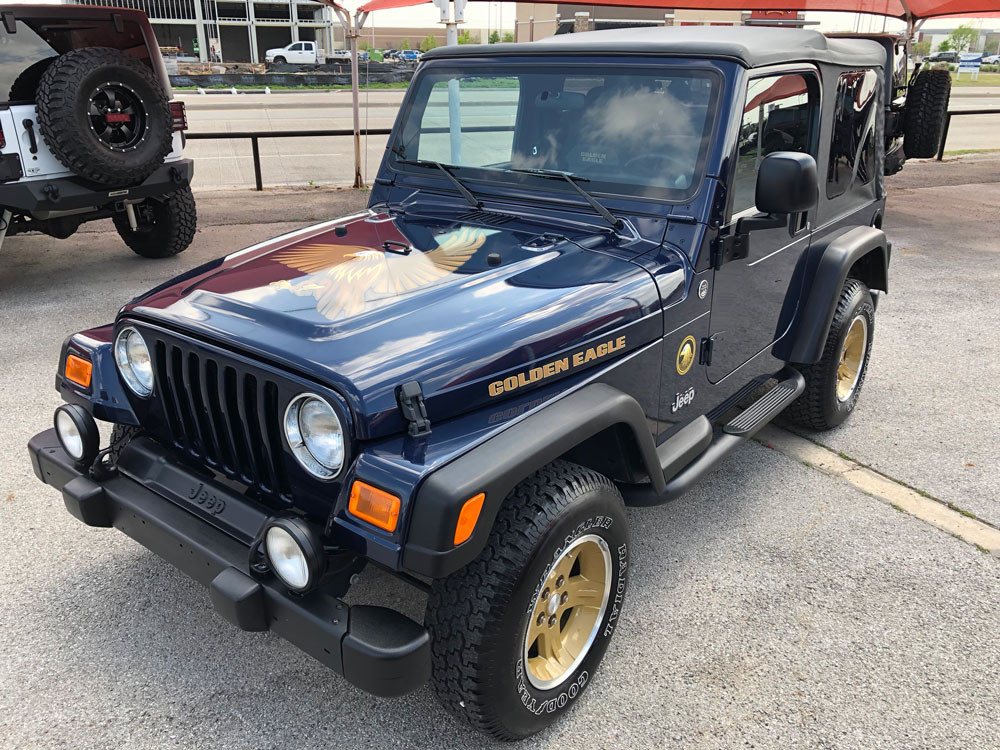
[757,425,1000,557]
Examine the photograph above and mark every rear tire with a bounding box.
[36,47,173,186]
[903,68,952,159]
[113,186,196,258]
[8,56,56,101]
[425,460,630,740]
[785,279,875,431]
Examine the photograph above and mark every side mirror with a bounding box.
[753,151,818,216]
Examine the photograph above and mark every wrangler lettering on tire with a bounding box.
[425,461,630,740]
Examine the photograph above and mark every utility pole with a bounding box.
[432,0,467,162]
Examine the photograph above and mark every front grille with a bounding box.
[148,333,290,500]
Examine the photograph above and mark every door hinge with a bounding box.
[699,337,714,366]
[396,380,431,437]
[710,232,749,270]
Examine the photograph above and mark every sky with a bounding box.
[352,1,995,33]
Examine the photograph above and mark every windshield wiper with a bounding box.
[392,146,481,209]
[506,168,624,231]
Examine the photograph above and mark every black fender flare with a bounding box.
[401,383,662,579]
[775,225,889,365]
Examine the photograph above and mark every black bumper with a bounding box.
[0,159,194,213]
[28,428,430,698]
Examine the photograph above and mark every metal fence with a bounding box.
[185,128,393,190]
[937,109,1000,161]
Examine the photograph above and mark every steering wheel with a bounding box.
[622,152,689,182]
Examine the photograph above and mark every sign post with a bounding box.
[957,52,982,81]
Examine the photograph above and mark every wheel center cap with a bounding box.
[546,594,559,616]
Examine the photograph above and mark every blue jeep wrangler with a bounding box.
[30,27,893,739]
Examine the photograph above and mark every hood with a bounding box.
[125,209,664,439]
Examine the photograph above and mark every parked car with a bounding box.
[0,5,195,258]
[265,40,324,65]
[923,50,960,64]
[37,26,937,740]
[982,53,1000,64]
[326,49,351,61]
[400,49,421,62]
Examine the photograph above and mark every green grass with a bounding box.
[175,81,410,91]
[950,71,1000,87]
[946,502,977,519]
[944,148,1000,155]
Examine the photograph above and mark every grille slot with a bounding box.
[149,334,290,500]
[458,209,515,226]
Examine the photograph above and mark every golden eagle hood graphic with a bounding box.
[270,227,486,321]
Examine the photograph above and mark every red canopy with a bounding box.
[357,0,1000,22]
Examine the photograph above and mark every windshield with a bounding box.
[390,64,719,201]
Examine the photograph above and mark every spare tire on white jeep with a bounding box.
[35,47,174,186]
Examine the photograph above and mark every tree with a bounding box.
[457,30,480,44]
[911,40,931,57]
[502,31,515,43]
[489,30,500,44]
[399,37,411,50]
[945,24,978,53]
[419,35,438,53]
[937,39,953,52]
[358,39,371,51]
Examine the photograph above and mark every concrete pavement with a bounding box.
[1,155,999,748]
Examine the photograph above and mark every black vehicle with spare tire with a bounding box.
[0,5,195,259]
[31,27,895,740]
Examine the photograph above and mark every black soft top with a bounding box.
[422,26,886,69]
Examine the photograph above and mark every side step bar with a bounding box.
[622,367,805,506]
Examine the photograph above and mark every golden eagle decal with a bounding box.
[270,227,486,321]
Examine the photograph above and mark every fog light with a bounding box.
[54,404,99,464]
[263,517,324,592]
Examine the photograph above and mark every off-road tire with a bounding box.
[8,56,56,101]
[108,423,143,466]
[113,185,196,258]
[273,56,287,64]
[903,68,952,159]
[785,279,875,431]
[425,460,630,740]
[35,47,173,186]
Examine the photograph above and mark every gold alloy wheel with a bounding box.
[523,534,612,690]
[836,315,868,402]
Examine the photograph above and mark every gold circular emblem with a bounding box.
[676,336,696,375]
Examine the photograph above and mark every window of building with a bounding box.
[731,73,817,215]
[827,69,879,198]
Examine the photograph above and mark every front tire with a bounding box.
[786,278,875,430]
[426,461,630,740]
[113,186,197,258]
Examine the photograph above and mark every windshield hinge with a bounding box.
[711,233,748,270]
[396,380,431,437]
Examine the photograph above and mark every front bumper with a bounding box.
[0,159,194,213]
[28,428,430,698]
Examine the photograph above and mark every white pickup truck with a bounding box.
[265,41,326,65]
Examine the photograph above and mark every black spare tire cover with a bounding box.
[35,47,173,186]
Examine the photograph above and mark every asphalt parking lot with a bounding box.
[1,154,999,749]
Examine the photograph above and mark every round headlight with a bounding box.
[283,394,345,479]
[114,327,154,397]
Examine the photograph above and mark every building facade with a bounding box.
[64,0,345,63]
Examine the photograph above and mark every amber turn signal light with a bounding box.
[64,354,93,388]
[348,481,400,532]
[454,492,485,546]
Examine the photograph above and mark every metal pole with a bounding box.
[334,6,365,189]
[936,113,952,161]
[251,136,263,190]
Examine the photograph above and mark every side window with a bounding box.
[289,43,304,51]
[732,73,816,215]
[827,69,879,198]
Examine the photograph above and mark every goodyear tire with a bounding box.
[113,186,197,258]
[786,279,875,431]
[903,68,952,159]
[425,460,630,740]
[35,47,173,186]
[8,56,56,101]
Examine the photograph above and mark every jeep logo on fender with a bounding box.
[671,387,695,413]
[488,336,626,397]
[186,482,226,516]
